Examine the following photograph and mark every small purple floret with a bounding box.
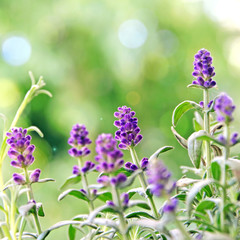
[231,132,238,145]
[72,165,80,175]
[214,93,235,123]
[114,106,143,149]
[81,161,95,173]
[125,162,138,171]
[13,173,25,185]
[121,193,129,206]
[30,169,41,183]
[192,49,216,89]
[163,198,178,213]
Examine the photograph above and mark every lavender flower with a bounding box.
[146,159,176,197]
[72,165,80,175]
[163,198,178,213]
[95,134,124,173]
[214,93,235,123]
[30,169,41,183]
[81,161,95,173]
[110,173,127,186]
[97,175,111,186]
[125,162,138,171]
[192,49,216,88]
[13,173,26,185]
[114,106,143,149]
[68,124,91,158]
[6,128,35,169]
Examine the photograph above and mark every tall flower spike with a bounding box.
[214,93,235,123]
[146,159,176,197]
[114,106,143,149]
[68,124,91,158]
[192,49,216,89]
[6,128,35,168]
[95,133,124,173]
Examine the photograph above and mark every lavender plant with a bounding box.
[2,49,240,240]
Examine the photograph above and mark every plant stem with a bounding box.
[203,89,211,178]
[174,217,191,240]
[221,123,230,232]
[78,158,94,212]
[10,188,17,240]
[24,168,42,235]
[129,147,159,219]
[111,184,129,240]
[18,217,26,240]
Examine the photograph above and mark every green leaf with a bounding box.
[27,126,44,138]
[58,189,89,202]
[68,225,76,240]
[196,134,224,146]
[37,178,55,184]
[188,130,205,168]
[128,200,151,210]
[187,84,206,90]
[113,167,133,177]
[96,191,112,202]
[125,211,155,219]
[128,188,146,199]
[19,202,35,216]
[193,118,202,132]
[149,146,174,162]
[186,179,214,215]
[172,100,201,127]
[176,178,200,187]
[195,200,216,214]
[211,161,221,181]
[171,127,188,149]
[88,205,116,222]
[211,145,222,157]
[37,221,82,240]
[36,203,45,217]
[210,122,224,135]
[118,169,142,189]
[60,175,81,190]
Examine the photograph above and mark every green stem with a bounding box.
[221,123,230,232]
[203,89,211,178]
[174,217,191,240]
[10,189,17,240]
[24,168,42,235]
[18,217,26,240]
[129,147,159,219]
[111,184,129,240]
[1,224,13,240]
[78,158,94,212]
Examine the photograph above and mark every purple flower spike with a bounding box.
[6,128,35,169]
[13,173,26,185]
[95,134,124,173]
[114,106,143,149]
[163,198,178,213]
[192,49,216,89]
[146,159,176,197]
[214,93,235,123]
[30,169,41,183]
[68,124,91,158]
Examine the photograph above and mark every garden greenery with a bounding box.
[0,49,240,240]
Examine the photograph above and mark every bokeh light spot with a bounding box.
[158,30,179,57]
[118,19,148,49]
[2,36,31,66]
[126,91,141,106]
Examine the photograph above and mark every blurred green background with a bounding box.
[1,0,240,238]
